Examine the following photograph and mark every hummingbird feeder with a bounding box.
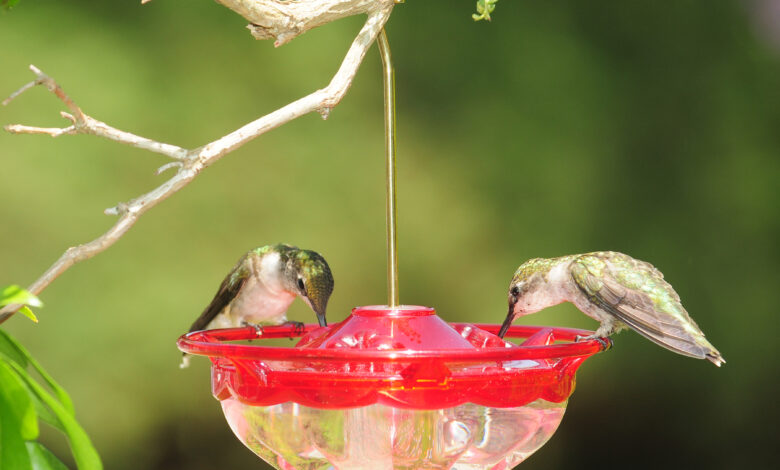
[178,29,609,469]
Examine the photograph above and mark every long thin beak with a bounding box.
[303,294,329,327]
[315,309,328,327]
[497,302,515,338]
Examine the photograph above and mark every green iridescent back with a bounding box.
[572,251,693,324]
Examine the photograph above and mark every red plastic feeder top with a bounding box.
[177,305,607,410]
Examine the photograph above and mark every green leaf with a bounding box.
[1,285,43,308]
[7,360,102,470]
[0,359,39,440]
[1,286,42,323]
[0,329,74,416]
[30,391,67,434]
[0,387,34,470]
[27,442,70,470]
[19,306,39,323]
[0,328,29,367]
[473,0,498,22]
[0,331,66,432]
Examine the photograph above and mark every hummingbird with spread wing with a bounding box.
[499,251,724,366]
[181,244,334,368]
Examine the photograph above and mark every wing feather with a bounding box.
[571,253,713,360]
[188,255,250,332]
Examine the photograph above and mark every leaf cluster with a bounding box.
[0,287,102,469]
[473,0,499,22]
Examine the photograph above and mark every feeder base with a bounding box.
[222,398,567,470]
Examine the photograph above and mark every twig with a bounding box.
[0,2,394,324]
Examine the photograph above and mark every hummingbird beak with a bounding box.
[300,295,328,327]
[498,298,517,338]
[311,297,328,327]
[316,311,328,328]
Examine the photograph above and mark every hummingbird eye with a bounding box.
[297,277,305,291]
[510,286,520,296]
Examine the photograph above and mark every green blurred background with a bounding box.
[2,0,778,468]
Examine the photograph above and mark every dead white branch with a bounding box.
[0,2,394,323]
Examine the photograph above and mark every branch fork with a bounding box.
[0,0,396,323]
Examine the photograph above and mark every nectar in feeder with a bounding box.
[178,305,608,469]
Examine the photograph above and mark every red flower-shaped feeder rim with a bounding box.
[177,305,608,410]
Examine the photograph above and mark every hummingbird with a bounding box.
[498,251,725,367]
[181,244,334,368]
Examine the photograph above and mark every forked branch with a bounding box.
[0,2,394,324]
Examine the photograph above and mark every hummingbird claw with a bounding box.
[241,321,264,337]
[283,320,306,336]
[595,337,612,351]
[575,335,612,351]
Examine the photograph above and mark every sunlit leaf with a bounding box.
[0,329,65,432]
[30,391,67,434]
[27,442,70,470]
[7,360,103,470]
[473,0,498,22]
[0,328,29,367]
[0,329,74,416]
[1,285,43,308]
[0,388,34,470]
[0,360,38,440]
[19,305,39,323]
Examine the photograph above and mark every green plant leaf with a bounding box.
[473,0,498,22]
[27,442,70,470]
[0,329,74,416]
[30,391,67,434]
[0,285,42,323]
[0,329,66,432]
[0,359,38,440]
[7,360,102,470]
[1,285,43,308]
[0,328,29,367]
[0,388,34,470]
[19,305,39,323]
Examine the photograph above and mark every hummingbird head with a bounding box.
[281,247,334,327]
[498,258,552,337]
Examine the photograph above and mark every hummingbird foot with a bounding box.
[575,334,613,351]
[241,321,265,338]
[180,353,191,369]
[282,320,306,336]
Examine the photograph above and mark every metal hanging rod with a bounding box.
[377,29,399,308]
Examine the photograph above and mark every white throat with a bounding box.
[208,251,296,329]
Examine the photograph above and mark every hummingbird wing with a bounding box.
[188,254,251,332]
[571,252,722,363]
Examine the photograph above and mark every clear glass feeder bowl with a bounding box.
[178,306,607,470]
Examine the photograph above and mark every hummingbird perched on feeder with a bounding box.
[498,251,725,367]
[181,244,334,368]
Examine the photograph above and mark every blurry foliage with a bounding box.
[0,287,102,469]
[0,0,778,469]
[473,0,499,22]
[1,0,21,12]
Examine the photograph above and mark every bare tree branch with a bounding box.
[216,0,390,46]
[0,1,394,323]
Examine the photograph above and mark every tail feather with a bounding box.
[706,352,726,367]
[622,319,725,367]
